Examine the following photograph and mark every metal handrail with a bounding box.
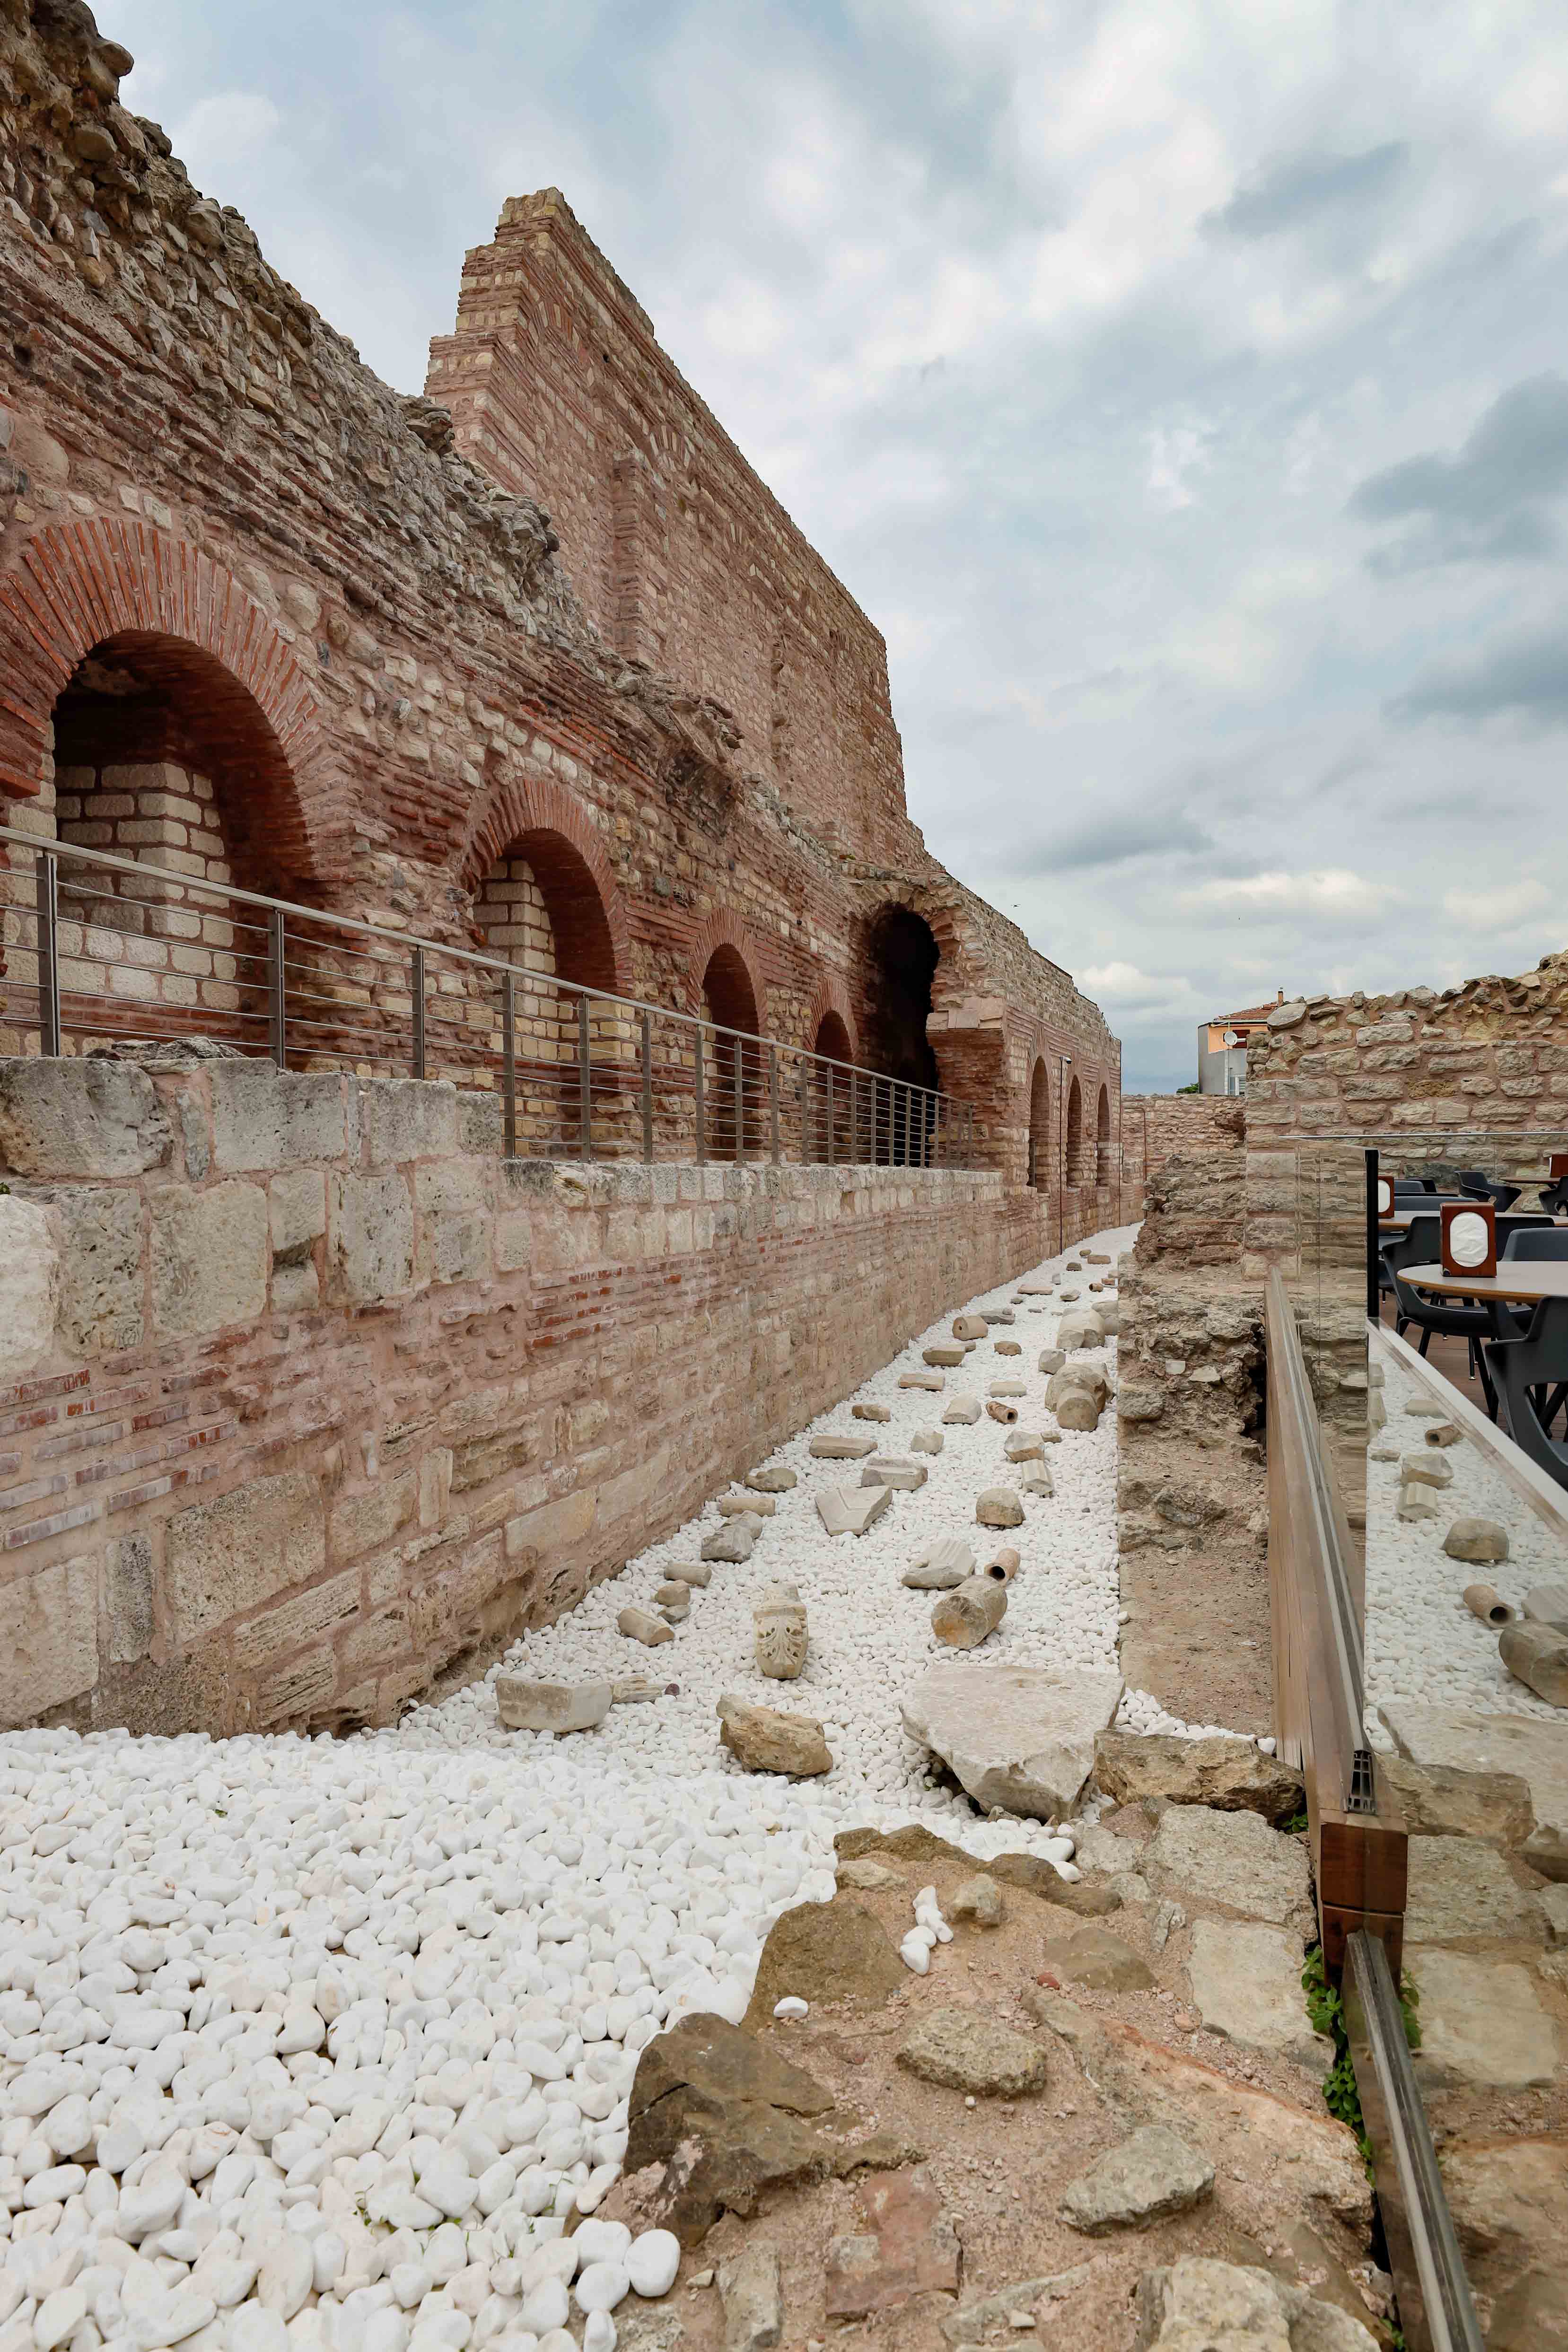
[0,824,977,1170]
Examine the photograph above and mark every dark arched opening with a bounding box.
[475,827,619,997]
[863,904,940,1165]
[701,944,762,1160]
[1096,1084,1112,1189]
[1065,1075,1085,1187]
[811,1010,855,1163]
[44,634,298,1050]
[1028,1058,1050,1190]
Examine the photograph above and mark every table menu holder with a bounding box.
[1441,1199,1496,1278]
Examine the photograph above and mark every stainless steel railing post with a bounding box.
[501,972,517,1158]
[411,947,426,1079]
[35,850,61,1058]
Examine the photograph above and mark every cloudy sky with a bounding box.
[109,0,1568,1089]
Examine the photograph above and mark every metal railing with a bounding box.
[0,826,976,1170]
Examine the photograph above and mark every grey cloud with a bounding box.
[1207,142,1408,239]
[1023,809,1214,874]
[1389,630,1568,727]
[1350,374,1568,569]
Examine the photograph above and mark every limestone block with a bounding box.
[754,1583,808,1679]
[359,1076,458,1165]
[1187,1921,1332,2078]
[1018,1468,1055,1496]
[981,1308,1015,1325]
[619,1607,673,1647]
[896,2006,1047,2096]
[0,1055,170,1177]
[47,1185,143,1355]
[150,1180,269,1336]
[0,1556,98,1727]
[952,1314,988,1340]
[975,1486,1024,1528]
[1144,1807,1314,1937]
[989,1380,1026,1397]
[269,1167,327,1259]
[816,1483,891,1537]
[932,1575,1007,1650]
[910,1428,944,1454]
[331,1470,418,1564]
[852,1401,892,1421]
[1500,1620,1568,1707]
[1379,1755,1535,1849]
[504,1486,596,1565]
[900,1372,945,1391]
[719,2242,784,2350]
[717,1694,831,1776]
[1404,1834,1546,1945]
[209,1064,352,1172]
[809,1432,876,1459]
[1400,1451,1453,1489]
[941,1395,982,1425]
[903,1536,973,1590]
[1004,1430,1045,1462]
[924,1344,967,1367]
[859,1455,928,1490]
[1134,2261,1379,2352]
[1381,1703,1568,1881]
[1410,1950,1562,2090]
[166,1469,324,1644]
[703,1515,760,1562]
[496,1678,613,1732]
[900,1661,1123,1817]
[719,1490,775,1516]
[1038,1349,1066,1374]
[414,1158,490,1285]
[949,1874,1003,1926]
[1398,1485,1442,1522]
[746,1466,797,1492]
[0,1193,60,1378]
[1060,2125,1214,2234]
[667,1561,712,1588]
[995,1339,1022,1356]
[1094,1731,1305,1826]
[330,1170,414,1305]
[107,1532,153,1665]
[1058,1310,1106,1351]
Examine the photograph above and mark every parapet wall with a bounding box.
[0,1056,1007,1739]
[1120,1095,1245,1230]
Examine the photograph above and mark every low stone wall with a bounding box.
[0,1055,1010,1738]
[1120,1093,1244,1220]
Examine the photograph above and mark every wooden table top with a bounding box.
[1379,1208,1563,1233]
[1402,1261,1568,1304]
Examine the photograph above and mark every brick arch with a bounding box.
[0,516,340,880]
[806,975,859,1065]
[688,908,767,1032]
[461,768,631,995]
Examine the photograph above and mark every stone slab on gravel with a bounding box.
[1501,1620,1568,1707]
[1187,1921,1333,2079]
[745,1465,797,1492]
[1060,2124,1214,2235]
[717,1695,831,1777]
[895,2005,1049,2096]
[837,1857,904,1892]
[1379,1755,1536,1850]
[900,1661,1124,1819]
[902,1535,973,1590]
[718,2240,782,2352]
[1444,1517,1509,1564]
[1094,1731,1306,1827]
[494,1676,613,1732]
[974,1486,1024,1527]
[1382,1705,1568,1881]
[1145,1805,1315,1936]
[858,1456,927,1490]
[1040,1921,1155,1992]
[808,1431,876,1459]
[815,1482,892,1538]
[1409,1950,1564,2090]
[702,1517,760,1562]
[941,1394,982,1425]
[940,2271,1096,2346]
[745,1897,906,2023]
[1404,1833,1546,1946]
[1135,2259,1380,2352]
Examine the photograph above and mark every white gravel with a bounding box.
[1366,1334,1567,1741]
[0,1224,1242,2352]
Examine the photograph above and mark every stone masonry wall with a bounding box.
[0,1055,1008,1739]
[0,0,1118,1255]
[1120,1092,1244,1221]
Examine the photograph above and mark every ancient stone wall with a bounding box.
[1120,1092,1244,1221]
[0,0,1117,1256]
[0,1054,1008,1738]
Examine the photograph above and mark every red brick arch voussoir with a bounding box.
[805,974,859,1065]
[0,516,342,879]
[460,768,631,996]
[688,907,768,1032]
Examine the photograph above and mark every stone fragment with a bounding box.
[717,1694,831,1777]
[981,1308,1016,1325]
[896,2006,1048,2097]
[613,1676,665,1704]
[746,1467,797,1492]
[1439,2134,1568,2349]
[620,1607,674,1648]
[1382,1704,1568,1881]
[932,1574,1007,1650]
[718,1490,775,1517]
[0,1194,59,1379]
[975,1486,1025,1527]
[939,2273,1096,2347]
[1003,1430,1045,1462]
[1144,1807,1314,1936]
[942,1394,982,1425]
[1040,1923,1155,1993]
[1524,1583,1568,1628]
[1093,1731,1306,1827]
[1060,2125,1213,2235]
[1423,1419,1462,1446]
[1134,2260,1380,2352]
[0,1054,171,1176]
[900,1372,945,1391]
[702,1517,760,1563]
[952,1315,988,1340]
[824,2163,961,2316]
[1500,1620,1568,1707]
[754,1584,807,1680]
[902,1536,974,1590]
[989,1379,1026,1398]
[910,1428,944,1454]
[900,1662,1124,1818]
[495,1677,613,1732]
[985,1399,1019,1425]
[656,1580,694,1606]
[718,2242,782,2352]
[1404,1834,1546,1945]
[745,1898,905,2020]
[1038,1348,1066,1374]
[1400,1451,1454,1488]
[852,1400,892,1421]
[924,1345,967,1367]
[859,1455,928,1490]
[838,1857,903,1891]
[1018,1468,1055,1496]
[1378,1756,1535,1850]
[816,1483,891,1538]
[1058,1309,1106,1351]
[949,1874,1004,1926]
[626,2017,834,2246]
[1187,1922,1331,2078]
[1398,1485,1442,1522]
[809,1433,876,1459]
[1409,1950,1563,2090]
[1404,1398,1446,1417]
[1539,1883,1568,1944]
[667,1561,713,1588]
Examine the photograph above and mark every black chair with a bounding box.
[1458,1167,1522,1214]
[1381,1215,1496,1399]
[1391,1179,1442,1203]
[1539,1173,1568,1216]
[1493,1229,1568,1429]
[1484,1295,1568,1492]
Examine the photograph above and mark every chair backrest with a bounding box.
[1501,1226,1568,1261]
[1486,1296,1568,1487]
[1384,1215,1443,1273]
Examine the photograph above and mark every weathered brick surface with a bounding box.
[0,1059,1022,1735]
[0,4,1118,1259]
